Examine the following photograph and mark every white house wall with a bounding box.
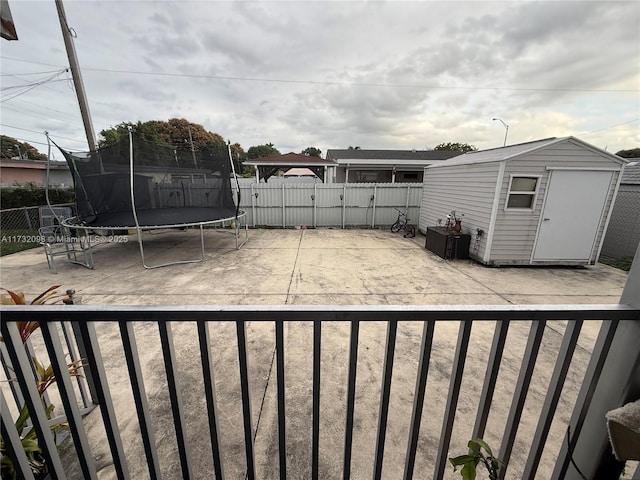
[420,163,499,261]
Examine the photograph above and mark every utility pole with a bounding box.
[55,0,96,152]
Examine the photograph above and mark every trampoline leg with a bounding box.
[235,220,249,250]
[137,226,206,270]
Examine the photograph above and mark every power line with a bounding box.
[1,69,68,91]
[0,69,67,77]
[1,135,79,152]
[3,54,638,93]
[582,118,640,136]
[2,103,81,125]
[9,97,80,120]
[79,66,640,93]
[0,56,67,69]
[0,123,87,144]
[1,70,70,103]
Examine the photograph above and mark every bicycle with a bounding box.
[391,208,416,238]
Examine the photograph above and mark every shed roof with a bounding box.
[244,152,336,166]
[621,161,640,184]
[427,137,626,168]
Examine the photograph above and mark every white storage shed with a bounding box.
[419,137,626,266]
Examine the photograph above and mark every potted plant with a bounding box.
[449,438,505,480]
[1,286,82,480]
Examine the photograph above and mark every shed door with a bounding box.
[533,170,612,261]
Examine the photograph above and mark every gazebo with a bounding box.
[243,153,337,183]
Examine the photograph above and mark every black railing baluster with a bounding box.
[312,320,321,480]
[1,321,67,480]
[1,388,37,480]
[76,321,131,480]
[342,321,359,480]
[551,319,620,478]
[120,321,162,480]
[0,341,25,416]
[0,306,637,480]
[373,320,398,480]
[523,319,583,479]
[237,320,256,480]
[403,320,435,480]
[473,320,510,440]
[62,320,90,408]
[197,321,225,480]
[158,321,193,479]
[40,321,98,479]
[276,320,287,480]
[433,320,473,479]
[498,320,546,480]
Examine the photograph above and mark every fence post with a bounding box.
[313,183,317,228]
[23,207,33,230]
[251,184,256,227]
[405,185,411,211]
[372,185,377,228]
[342,184,347,229]
[282,184,286,228]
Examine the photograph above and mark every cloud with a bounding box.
[1,1,637,156]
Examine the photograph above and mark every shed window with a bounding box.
[507,176,538,209]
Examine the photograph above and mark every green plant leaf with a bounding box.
[473,438,493,457]
[461,461,477,480]
[21,438,41,453]
[450,454,477,466]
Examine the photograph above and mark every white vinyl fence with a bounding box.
[236,183,423,228]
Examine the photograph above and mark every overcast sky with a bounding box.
[1,0,639,157]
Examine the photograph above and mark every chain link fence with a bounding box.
[0,203,74,256]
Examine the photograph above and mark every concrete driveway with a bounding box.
[0,229,631,479]
[0,228,627,305]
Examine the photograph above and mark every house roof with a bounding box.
[326,149,461,166]
[427,137,626,168]
[0,159,69,170]
[243,152,336,166]
[621,161,640,184]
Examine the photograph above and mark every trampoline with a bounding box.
[51,128,247,269]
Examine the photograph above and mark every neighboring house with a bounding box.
[325,149,462,183]
[600,160,640,259]
[0,159,72,187]
[419,137,626,266]
[243,153,337,183]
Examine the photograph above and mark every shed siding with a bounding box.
[421,163,498,260]
[489,144,621,265]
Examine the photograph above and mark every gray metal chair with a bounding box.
[39,206,94,273]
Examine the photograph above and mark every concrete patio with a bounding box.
[0,228,632,479]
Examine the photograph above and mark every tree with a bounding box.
[0,136,47,161]
[616,148,640,158]
[301,147,321,158]
[246,143,280,159]
[98,118,226,150]
[348,146,361,150]
[434,142,477,152]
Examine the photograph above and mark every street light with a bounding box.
[493,118,509,146]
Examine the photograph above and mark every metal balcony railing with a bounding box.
[2,305,639,480]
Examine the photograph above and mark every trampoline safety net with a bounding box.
[57,135,239,228]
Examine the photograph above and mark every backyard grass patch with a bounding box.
[0,229,40,256]
[599,256,633,272]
